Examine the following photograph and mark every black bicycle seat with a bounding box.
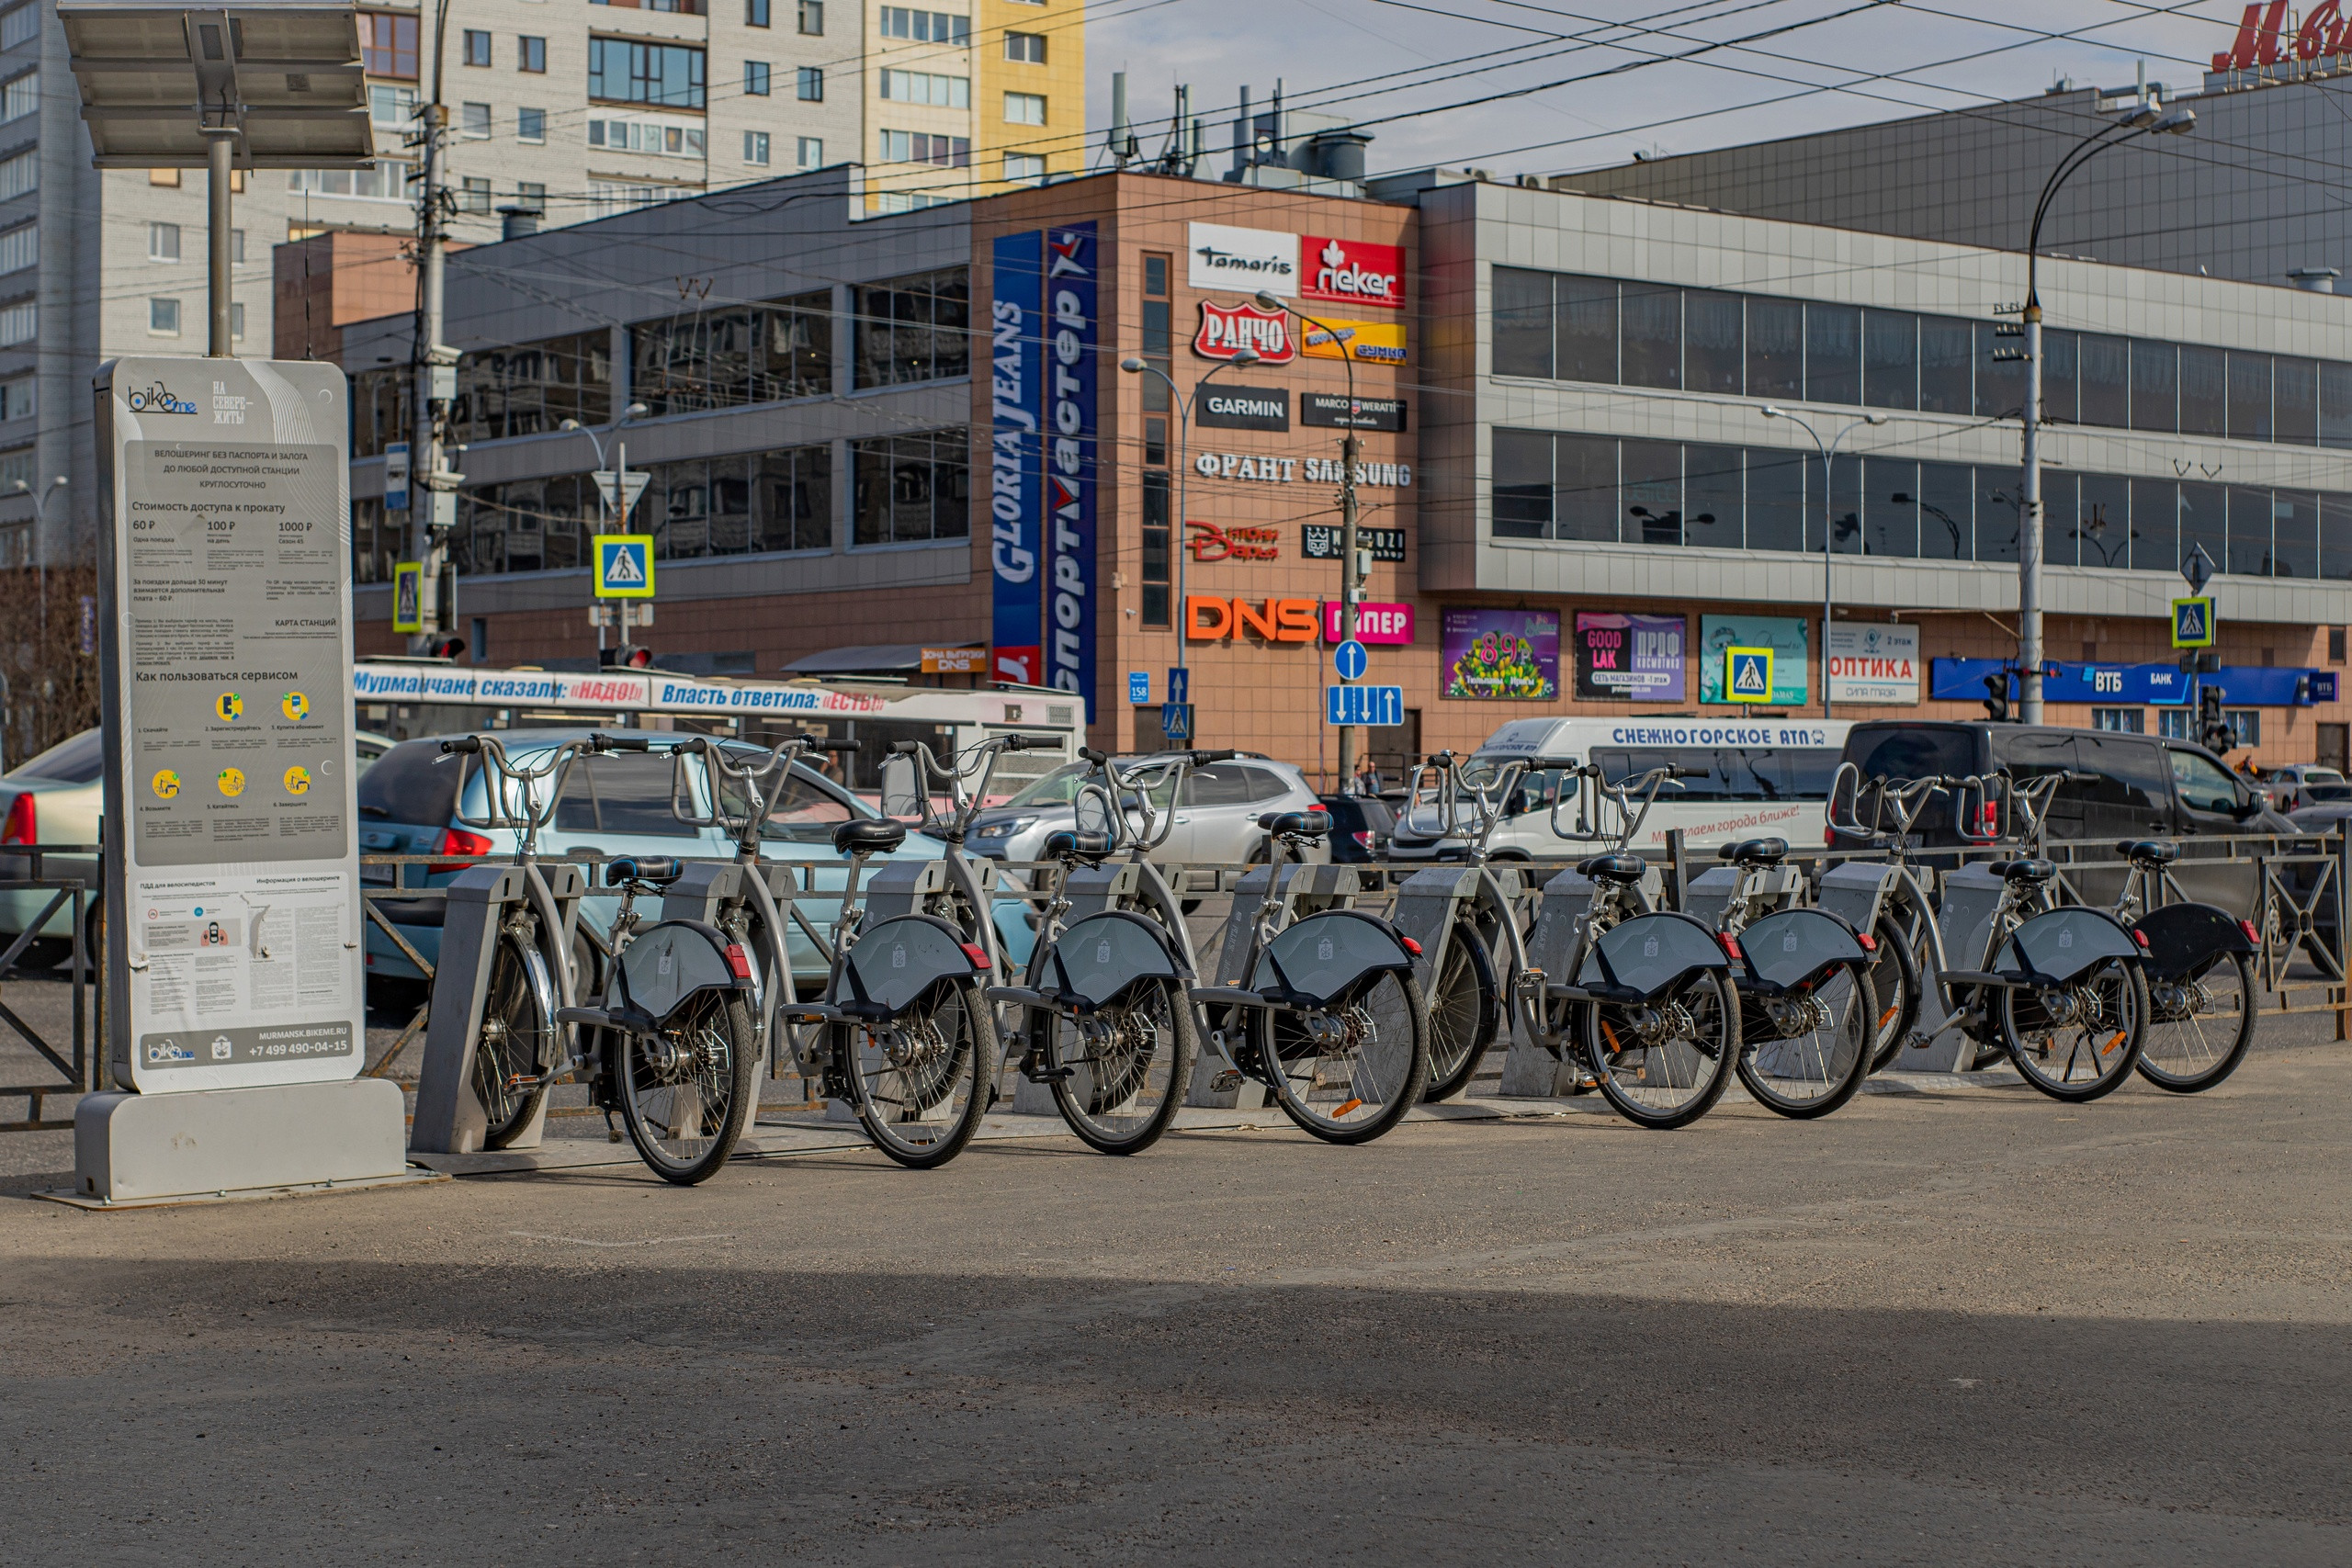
[832,819,909,856]
[1990,857,2058,884]
[2116,839,2180,866]
[1258,810,1329,840]
[1043,828,1111,860]
[1718,836,1788,866]
[1578,853,1648,884]
[605,856,682,887]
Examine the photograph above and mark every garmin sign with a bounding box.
[1197,385,1289,432]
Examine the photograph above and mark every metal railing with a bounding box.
[0,842,96,1132]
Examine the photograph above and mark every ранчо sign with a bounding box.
[1194,301,1295,362]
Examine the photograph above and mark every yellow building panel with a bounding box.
[971,0,1084,197]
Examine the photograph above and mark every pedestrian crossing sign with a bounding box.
[1724,646,1773,704]
[595,534,656,599]
[2171,596,2215,649]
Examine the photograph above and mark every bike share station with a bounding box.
[47,0,433,1205]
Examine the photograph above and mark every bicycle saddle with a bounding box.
[2115,839,2180,866]
[1989,857,2058,884]
[1577,852,1648,884]
[1718,836,1788,866]
[832,819,909,856]
[1257,810,1329,840]
[605,856,682,886]
[1043,828,1111,860]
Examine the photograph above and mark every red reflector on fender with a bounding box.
[2241,919,2261,945]
[1855,931,1877,953]
[2132,928,2151,949]
[1719,933,1743,962]
[723,942,754,979]
[960,942,992,969]
[1398,936,1421,955]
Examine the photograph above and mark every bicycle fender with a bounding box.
[1736,908,1867,995]
[2132,901,2256,983]
[616,919,751,1026]
[1991,908,2143,988]
[1577,911,1729,1002]
[1249,909,1416,1010]
[1047,909,1192,1008]
[845,914,987,1018]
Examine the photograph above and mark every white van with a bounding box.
[1391,716,1855,860]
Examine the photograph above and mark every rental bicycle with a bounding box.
[1391,750,1536,1100]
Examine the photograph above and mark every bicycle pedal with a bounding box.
[1210,1068,1243,1092]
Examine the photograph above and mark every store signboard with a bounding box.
[1299,316,1408,365]
[1300,392,1407,431]
[1442,608,1559,700]
[1826,623,1920,705]
[1195,385,1289,432]
[1321,601,1415,644]
[1575,612,1686,701]
[1699,614,1809,705]
[1188,222,1298,295]
[1301,236,1405,310]
[1303,524,1405,561]
[988,230,1045,684]
[99,357,363,1093]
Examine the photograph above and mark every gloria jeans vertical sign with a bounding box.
[1043,222,1099,719]
[989,231,1044,684]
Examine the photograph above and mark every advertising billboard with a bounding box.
[1442,608,1559,700]
[987,231,1044,684]
[1699,614,1809,705]
[1575,612,1686,702]
[1825,622,1920,705]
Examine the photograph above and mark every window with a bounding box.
[1003,152,1044,184]
[1864,310,1917,410]
[2226,711,2261,749]
[2132,340,2177,432]
[359,11,419,78]
[876,130,967,167]
[0,148,35,199]
[797,0,823,28]
[743,130,770,165]
[1491,266,1552,378]
[1918,316,1972,413]
[459,176,492,213]
[853,428,969,545]
[2229,351,2272,442]
[589,118,707,157]
[588,38,706,108]
[0,70,33,123]
[2173,746,2247,813]
[632,288,831,412]
[879,7,968,41]
[0,298,32,345]
[1685,290,1741,394]
[1620,284,1679,389]
[461,101,491,138]
[557,755,701,837]
[760,446,834,552]
[880,68,965,106]
[517,107,545,143]
[517,34,545,73]
[2179,344,2226,436]
[590,0,707,10]
[797,136,823,168]
[746,0,769,23]
[0,224,28,276]
[854,266,969,388]
[2334,626,2348,665]
[1003,91,1046,125]
[2091,707,2143,733]
[0,6,36,50]
[1005,31,1045,62]
[797,65,822,100]
[2158,710,2194,740]
[230,301,244,341]
[446,331,612,446]
[462,28,491,66]
[745,60,770,95]
[1806,303,1859,406]
[628,450,826,559]
[0,376,31,421]
[149,221,180,262]
[368,84,415,128]
[1141,471,1170,626]
[149,297,179,335]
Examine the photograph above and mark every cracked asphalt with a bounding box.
[6,1029,2352,1565]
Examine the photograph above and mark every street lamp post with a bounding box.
[1759,407,1886,719]
[560,402,650,655]
[11,474,64,627]
[1117,348,1261,718]
[1256,290,1364,792]
[2017,99,2195,722]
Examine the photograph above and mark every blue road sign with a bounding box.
[1166,666,1189,704]
[1159,701,1193,740]
[1332,638,1369,681]
[1128,671,1150,704]
[1326,684,1404,727]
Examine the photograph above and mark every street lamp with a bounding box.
[1256,288,1368,791]
[11,475,65,626]
[560,400,652,530]
[1759,406,1886,718]
[1118,349,1259,715]
[2016,98,2195,722]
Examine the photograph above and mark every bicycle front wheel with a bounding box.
[1737,959,1874,1119]
[1251,969,1430,1145]
[1046,974,1198,1155]
[2135,952,2256,1093]
[1422,921,1500,1101]
[1865,909,1922,1073]
[474,933,557,1148]
[1997,956,2149,1102]
[848,976,997,1168]
[618,989,758,1185]
[1580,969,1740,1130]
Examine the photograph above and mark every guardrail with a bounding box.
[0,843,97,1132]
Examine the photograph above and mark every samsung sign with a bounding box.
[1197,385,1289,432]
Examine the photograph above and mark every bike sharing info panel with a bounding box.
[103,358,365,1092]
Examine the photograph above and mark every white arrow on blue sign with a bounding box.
[1332,638,1368,681]
[1326,684,1403,727]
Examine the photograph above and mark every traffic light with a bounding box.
[424,635,467,661]
[601,644,653,670]
[1981,671,2010,723]
[2198,683,2233,752]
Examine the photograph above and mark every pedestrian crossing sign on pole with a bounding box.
[390,561,424,633]
[595,535,656,599]
[2171,596,2215,649]
[1724,646,1773,704]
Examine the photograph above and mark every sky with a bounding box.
[1080,0,2253,183]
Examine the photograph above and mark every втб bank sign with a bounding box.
[989,224,1099,717]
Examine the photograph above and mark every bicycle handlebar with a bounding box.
[1548,762,1681,848]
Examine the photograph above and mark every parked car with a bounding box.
[2260,762,2346,814]
[1317,794,1396,863]
[965,753,1329,868]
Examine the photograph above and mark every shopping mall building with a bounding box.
[327,80,2352,776]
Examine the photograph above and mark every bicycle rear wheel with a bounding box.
[474,933,556,1148]
[1251,970,1430,1145]
[1737,959,1875,1119]
[617,989,759,1185]
[1997,956,2148,1102]
[1865,909,1921,1073]
[1046,974,1198,1155]
[1421,921,1499,1101]
[1580,969,1739,1130]
[848,975,997,1168]
[2135,952,2256,1093]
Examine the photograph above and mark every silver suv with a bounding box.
[967,753,1329,866]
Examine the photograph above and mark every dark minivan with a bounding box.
[1833,721,2295,850]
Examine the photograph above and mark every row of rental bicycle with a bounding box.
[433,729,2267,1186]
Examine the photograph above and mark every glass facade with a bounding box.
[630,288,830,414]
[852,266,970,389]
[852,428,969,545]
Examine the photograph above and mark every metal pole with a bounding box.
[202,129,235,358]
[1173,386,1191,681]
[1283,304,1360,791]
[1820,435,1833,721]
[2020,285,2044,724]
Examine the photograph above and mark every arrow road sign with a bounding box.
[1166,666,1189,704]
[1326,684,1403,727]
[1332,638,1369,681]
